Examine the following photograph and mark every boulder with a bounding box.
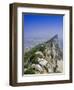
[32,64,43,72]
[38,58,48,66]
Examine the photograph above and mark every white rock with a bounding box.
[35,51,44,57]
[32,64,43,72]
[56,59,63,72]
[38,58,48,66]
[48,68,53,73]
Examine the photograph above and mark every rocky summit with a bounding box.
[24,35,63,74]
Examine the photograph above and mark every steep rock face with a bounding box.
[24,35,63,74]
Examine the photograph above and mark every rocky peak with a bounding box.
[24,35,63,74]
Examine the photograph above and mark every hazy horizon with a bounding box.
[23,13,63,49]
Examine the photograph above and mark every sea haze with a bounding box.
[24,36,63,51]
[23,13,63,51]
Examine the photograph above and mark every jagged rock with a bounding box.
[37,57,48,66]
[35,51,44,58]
[32,64,43,72]
[56,59,63,73]
[24,35,63,74]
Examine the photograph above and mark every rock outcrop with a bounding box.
[24,35,63,74]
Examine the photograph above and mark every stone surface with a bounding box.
[24,35,63,74]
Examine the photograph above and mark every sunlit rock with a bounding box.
[32,64,43,72]
[24,35,63,74]
[38,58,48,66]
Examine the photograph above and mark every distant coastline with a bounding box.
[24,36,63,53]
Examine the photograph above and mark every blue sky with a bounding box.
[23,13,63,40]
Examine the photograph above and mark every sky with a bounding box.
[23,13,63,39]
[23,13,63,48]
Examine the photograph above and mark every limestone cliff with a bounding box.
[24,35,63,74]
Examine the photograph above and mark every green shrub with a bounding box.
[24,67,35,74]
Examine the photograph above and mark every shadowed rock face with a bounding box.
[24,35,63,74]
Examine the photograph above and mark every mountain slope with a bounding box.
[24,35,63,74]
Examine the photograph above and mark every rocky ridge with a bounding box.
[24,35,63,74]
